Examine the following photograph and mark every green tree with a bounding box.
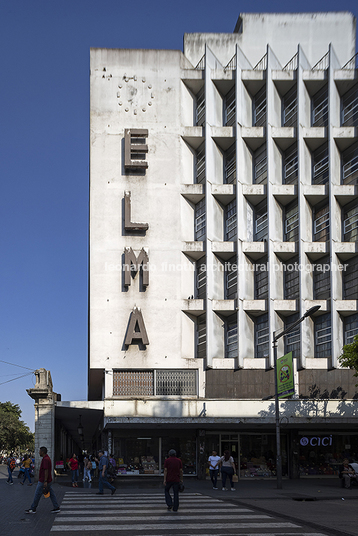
[338,334,358,384]
[0,401,34,452]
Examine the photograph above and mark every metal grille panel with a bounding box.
[156,370,197,396]
[113,371,154,396]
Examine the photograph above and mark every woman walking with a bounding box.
[20,454,32,485]
[220,450,237,491]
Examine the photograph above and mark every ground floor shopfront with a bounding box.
[103,425,358,480]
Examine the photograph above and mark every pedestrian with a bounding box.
[6,453,16,485]
[163,449,183,512]
[339,458,358,489]
[208,450,221,489]
[67,453,79,487]
[220,450,236,491]
[25,446,60,514]
[20,454,32,486]
[96,450,116,495]
[90,455,97,479]
[83,455,92,482]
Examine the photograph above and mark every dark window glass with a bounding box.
[195,198,206,240]
[195,87,205,126]
[343,255,358,300]
[226,314,237,358]
[313,255,330,300]
[284,312,300,358]
[315,313,331,358]
[253,144,267,184]
[254,200,268,241]
[342,142,358,185]
[196,314,206,359]
[343,200,358,242]
[224,86,236,126]
[195,142,205,184]
[284,256,299,300]
[224,144,236,184]
[225,200,237,241]
[341,84,358,127]
[313,203,329,241]
[225,256,237,300]
[312,143,329,185]
[311,86,328,127]
[282,86,297,127]
[255,313,269,358]
[284,201,299,241]
[253,86,266,126]
[283,143,298,185]
[195,259,206,299]
[254,256,268,299]
[344,313,358,345]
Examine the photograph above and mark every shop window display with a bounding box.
[298,433,358,476]
[240,434,287,478]
[161,434,197,475]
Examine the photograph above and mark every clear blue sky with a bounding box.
[1,0,357,432]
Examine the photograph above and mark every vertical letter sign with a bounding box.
[277,351,294,399]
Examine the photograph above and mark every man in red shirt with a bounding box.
[163,449,183,512]
[25,446,60,514]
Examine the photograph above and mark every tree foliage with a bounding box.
[338,334,358,384]
[0,401,34,452]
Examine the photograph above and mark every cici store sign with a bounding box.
[300,435,333,447]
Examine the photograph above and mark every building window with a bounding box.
[224,86,236,126]
[284,201,299,242]
[283,143,298,185]
[344,313,358,345]
[313,255,330,300]
[253,86,266,126]
[343,255,358,300]
[311,86,328,127]
[254,200,268,241]
[156,370,197,396]
[253,144,267,184]
[225,255,237,300]
[225,314,238,358]
[254,256,268,299]
[282,86,297,127]
[341,84,358,127]
[343,200,358,242]
[113,371,154,396]
[225,200,237,241]
[342,142,358,185]
[315,313,331,358]
[196,314,206,358]
[195,259,206,299]
[195,86,205,126]
[224,144,236,184]
[313,203,330,241]
[284,312,300,358]
[195,142,205,184]
[284,256,299,300]
[195,198,206,240]
[255,313,269,358]
[312,143,329,185]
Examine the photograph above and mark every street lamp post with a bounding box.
[272,305,321,489]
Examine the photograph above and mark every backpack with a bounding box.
[9,458,16,471]
[92,461,97,470]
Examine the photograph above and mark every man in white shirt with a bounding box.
[208,450,221,489]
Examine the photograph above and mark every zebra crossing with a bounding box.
[51,490,329,535]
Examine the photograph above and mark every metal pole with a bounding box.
[273,341,282,489]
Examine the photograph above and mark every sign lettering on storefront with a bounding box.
[123,130,149,347]
[300,435,333,447]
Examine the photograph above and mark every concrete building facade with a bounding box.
[33,12,358,480]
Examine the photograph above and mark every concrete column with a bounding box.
[27,368,59,479]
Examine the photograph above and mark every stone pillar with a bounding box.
[27,369,59,479]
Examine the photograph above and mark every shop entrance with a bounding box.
[221,434,239,472]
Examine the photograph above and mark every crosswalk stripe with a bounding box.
[51,521,299,532]
[57,508,253,514]
[53,514,270,522]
